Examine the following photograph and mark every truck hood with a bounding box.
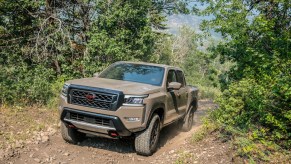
[67,77,163,95]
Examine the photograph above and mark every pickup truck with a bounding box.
[59,61,198,155]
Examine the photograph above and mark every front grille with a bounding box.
[70,112,112,127]
[69,89,117,110]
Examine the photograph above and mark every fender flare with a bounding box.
[184,99,198,121]
[147,102,165,126]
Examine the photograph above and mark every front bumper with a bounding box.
[59,84,149,137]
[61,108,132,137]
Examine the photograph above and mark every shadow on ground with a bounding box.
[78,100,214,154]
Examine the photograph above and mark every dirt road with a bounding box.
[2,100,218,164]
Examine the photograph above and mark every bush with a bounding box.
[0,64,56,105]
[211,64,291,161]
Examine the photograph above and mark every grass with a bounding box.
[175,150,195,164]
[191,116,218,144]
[230,132,291,163]
[202,117,291,163]
[196,85,221,100]
[0,105,59,149]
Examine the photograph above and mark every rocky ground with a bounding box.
[0,100,234,164]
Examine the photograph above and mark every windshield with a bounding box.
[99,63,165,86]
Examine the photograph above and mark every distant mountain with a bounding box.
[165,14,202,34]
[165,14,221,40]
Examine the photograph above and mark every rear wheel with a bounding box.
[61,122,86,144]
[181,107,194,132]
[135,114,160,156]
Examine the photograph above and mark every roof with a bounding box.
[116,61,182,70]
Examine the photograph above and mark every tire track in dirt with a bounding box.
[3,100,216,164]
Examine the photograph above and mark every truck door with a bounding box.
[165,69,180,124]
[176,70,187,115]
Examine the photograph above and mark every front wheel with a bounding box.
[61,122,86,144]
[181,107,194,132]
[134,114,161,156]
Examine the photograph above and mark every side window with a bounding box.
[176,70,185,87]
[167,70,177,85]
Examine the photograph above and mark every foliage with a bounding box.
[196,0,290,86]
[155,26,230,99]
[196,0,291,161]
[210,72,291,161]
[86,1,160,75]
[191,117,218,143]
[0,0,192,105]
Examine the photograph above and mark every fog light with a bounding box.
[125,117,140,122]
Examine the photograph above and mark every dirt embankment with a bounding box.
[0,100,233,164]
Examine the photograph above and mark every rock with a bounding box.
[47,127,57,135]
[29,153,34,158]
[41,136,49,143]
[169,150,175,154]
[34,158,41,163]
[63,152,70,156]
[15,140,24,148]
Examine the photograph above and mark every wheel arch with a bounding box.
[190,98,198,112]
[147,102,165,126]
[185,98,198,121]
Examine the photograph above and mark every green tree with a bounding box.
[196,0,290,84]
[196,0,291,161]
[0,0,192,105]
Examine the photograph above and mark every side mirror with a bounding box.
[93,72,99,77]
[168,82,181,90]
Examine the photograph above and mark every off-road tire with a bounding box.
[135,114,161,156]
[181,107,194,132]
[61,122,86,144]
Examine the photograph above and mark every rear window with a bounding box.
[176,70,186,87]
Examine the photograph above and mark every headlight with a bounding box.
[61,83,70,97]
[123,95,148,106]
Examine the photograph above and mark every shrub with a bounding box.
[211,64,291,161]
[0,64,55,105]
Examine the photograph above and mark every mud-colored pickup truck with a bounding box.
[59,61,198,155]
